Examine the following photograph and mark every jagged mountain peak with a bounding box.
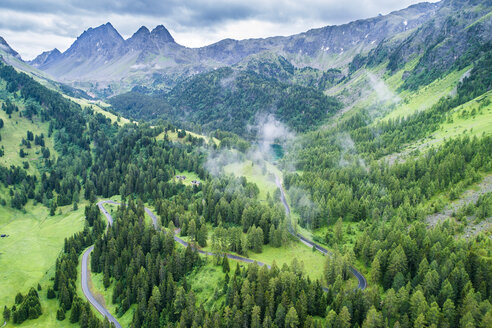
[127,26,151,42]
[79,22,123,42]
[151,25,175,43]
[134,26,151,36]
[126,25,154,53]
[0,36,22,60]
[29,48,61,68]
[64,22,124,60]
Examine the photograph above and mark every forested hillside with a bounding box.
[0,1,491,328]
[109,67,341,136]
[2,51,490,327]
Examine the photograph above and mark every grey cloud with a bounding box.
[1,1,435,27]
[0,0,258,25]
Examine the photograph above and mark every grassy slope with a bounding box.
[325,54,490,160]
[0,201,87,315]
[4,263,79,328]
[384,90,492,164]
[0,91,57,176]
[383,66,471,121]
[156,129,219,146]
[68,97,132,126]
[433,90,492,140]
[317,62,490,287]
[224,160,282,202]
[0,82,87,325]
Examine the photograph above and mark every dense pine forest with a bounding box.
[1,1,491,328]
[1,54,490,327]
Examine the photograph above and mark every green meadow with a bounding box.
[0,99,57,176]
[224,160,282,202]
[0,201,87,326]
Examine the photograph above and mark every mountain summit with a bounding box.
[29,0,492,97]
[151,25,175,44]
[126,25,178,56]
[29,48,61,68]
[0,36,22,60]
[64,22,124,60]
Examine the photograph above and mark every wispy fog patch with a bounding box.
[204,147,241,177]
[220,70,238,91]
[367,72,400,104]
[337,131,366,169]
[204,114,295,178]
[130,63,147,69]
[253,114,295,161]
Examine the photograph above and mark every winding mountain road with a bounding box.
[81,245,121,328]
[81,200,271,328]
[275,176,367,290]
[81,201,121,328]
[82,183,366,327]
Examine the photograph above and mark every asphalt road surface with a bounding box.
[83,186,367,328]
[81,245,121,328]
[275,176,367,290]
[82,200,272,328]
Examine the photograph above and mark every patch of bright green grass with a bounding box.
[186,260,228,311]
[382,66,471,121]
[68,97,131,126]
[390,90,492,158]
[0,201,86,311]
[156,130,219,146]
[224,160,281,201]
[4,263,79,328]
[181,223,325,281]
[384,56,421,91]
[0,100,57,176]
[433,90,492,141]
[249,242,326,281]
[173,170,201,186]
[466,10,492,30]
[90,270,135,327]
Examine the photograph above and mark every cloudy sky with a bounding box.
[0,0,438,60]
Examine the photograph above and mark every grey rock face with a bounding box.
[64,22,124,61]
[29,48,61,68]
[151,25,175,44]
[0,36,22,60]
[29,0,491,95]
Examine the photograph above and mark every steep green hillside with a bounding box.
[110,67,341,136]
[0,64,105,327]
[0,2,491,328]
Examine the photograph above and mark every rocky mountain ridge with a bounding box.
[26,1,444,95]
[3,0,491,99]
[0,36,22,60]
